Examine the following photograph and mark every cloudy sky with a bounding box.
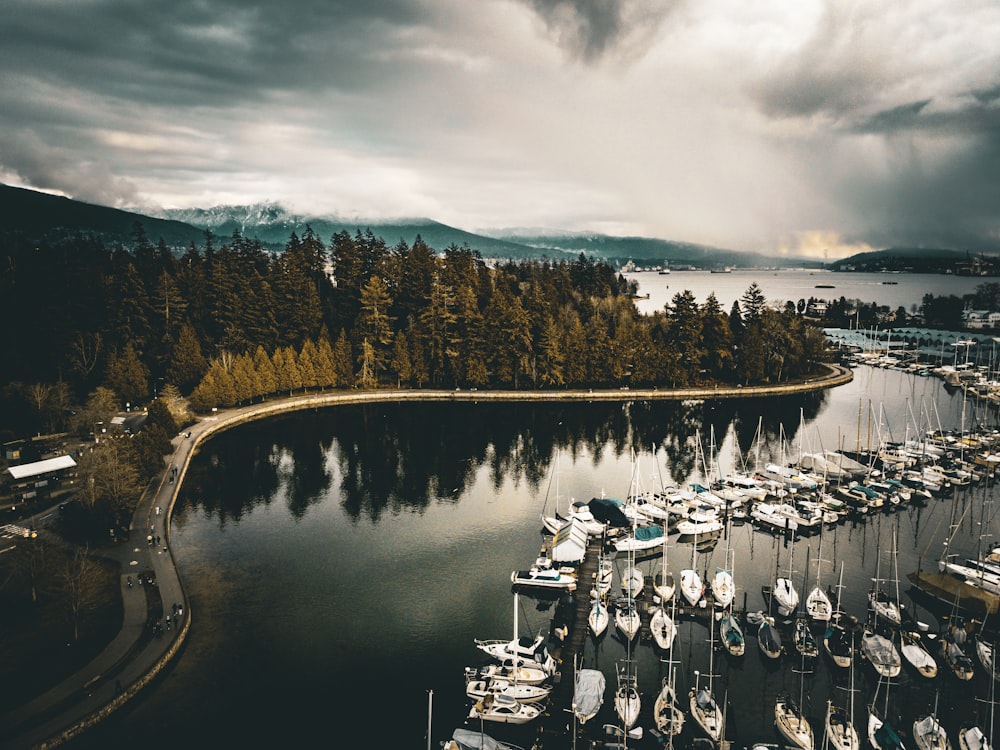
[1,0,999,257]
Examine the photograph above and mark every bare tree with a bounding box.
[56,546,103,642]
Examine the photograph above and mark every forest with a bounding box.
[0,224,831,440]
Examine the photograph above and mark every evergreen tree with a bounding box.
[103,343,150,406]
[391,330,412,387]
[332,330,354,387]
[167,323,208,394]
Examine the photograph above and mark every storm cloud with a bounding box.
[1,0,998,255]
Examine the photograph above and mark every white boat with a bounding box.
[861,629,901,678]
[614,598,640,641]
[689,622,724,742]
[775,696,814,750]
[870,529,903,627]
[621,563,645,598]
[443,727,526,750]
[653,520,675,601]
[465,662,549,687]
[913,713,952,750]
[468,693,544,725]
[573,668,606,725]
[588,595,609,637]
[614,659,641,729]
[675,516,724,538]
[680,541,705,605]
[807,585,833,622]
[751,501,799,533]
[712,568,734,609]
[959,726,993,750]
[649,605,677,651]
[900,629,938,679]
[825,658,860,750]
[511,558,577,590]
[613,522,666,552]
[476,593,557,676]
[653,677,685,736]
[774,576,800,616]
[465,672,552,704]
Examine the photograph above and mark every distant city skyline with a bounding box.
[1,0,998,258]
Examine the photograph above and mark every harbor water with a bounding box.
[73,365,998,749]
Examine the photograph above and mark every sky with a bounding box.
[1,0,999,258]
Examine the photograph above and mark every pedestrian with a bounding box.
[155,506,161,515]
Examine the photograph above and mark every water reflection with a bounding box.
[182,394,833,525]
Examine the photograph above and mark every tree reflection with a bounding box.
[179,393,831,523]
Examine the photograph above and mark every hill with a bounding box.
[0,183,206,248]
[828,246,999,274]
[490,231,819,269]
[156,204,541,258]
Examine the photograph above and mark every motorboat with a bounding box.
[465,671,552,704]
[468,693,544,725]
[465,662,549,687]
[510,559,577,591]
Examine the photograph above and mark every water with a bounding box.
[625,269,987,313]
[74,369,998,749]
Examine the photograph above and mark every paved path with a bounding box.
[0,365,851,748]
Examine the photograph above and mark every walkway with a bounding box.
[0,364,851,748]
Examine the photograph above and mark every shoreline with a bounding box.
[5,363,851,748]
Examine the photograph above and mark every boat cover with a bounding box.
[450,727,521,750]
[634,524,664,542]
[574,669,606,721]
[588,497,630,527]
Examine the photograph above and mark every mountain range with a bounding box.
[1,182,983,271]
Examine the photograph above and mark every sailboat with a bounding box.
[649,603,677,651]
[774,532,800,617]
[806,532,833,623]
[775,645,815,750]
[680,540,705,606]
[573,666,606,725]
[899,627,938,679]
[869,529,903,627]
[615,545,641,641]
[712,517,736,609]
[824,561,854,669]
[475,592,557,676]
[959,650,995,750]
[588,590,609,638]
[689,622,724,743]
[868,675,906,750]
[654,596,685,737]
[719,608,746,657]
[653,517,676,601]
[614,658,641,730]
[825,659,861,750]
[913,693,952,750]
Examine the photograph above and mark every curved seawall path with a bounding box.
[3,364,850,748]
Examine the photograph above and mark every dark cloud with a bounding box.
[521,0,673,62]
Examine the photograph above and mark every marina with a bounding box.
[77,360,1000,750]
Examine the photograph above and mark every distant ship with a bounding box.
[658,267,671,275]
[815,284,835,289]
[710,267,732,274]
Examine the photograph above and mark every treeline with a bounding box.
[0,225,830,436]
